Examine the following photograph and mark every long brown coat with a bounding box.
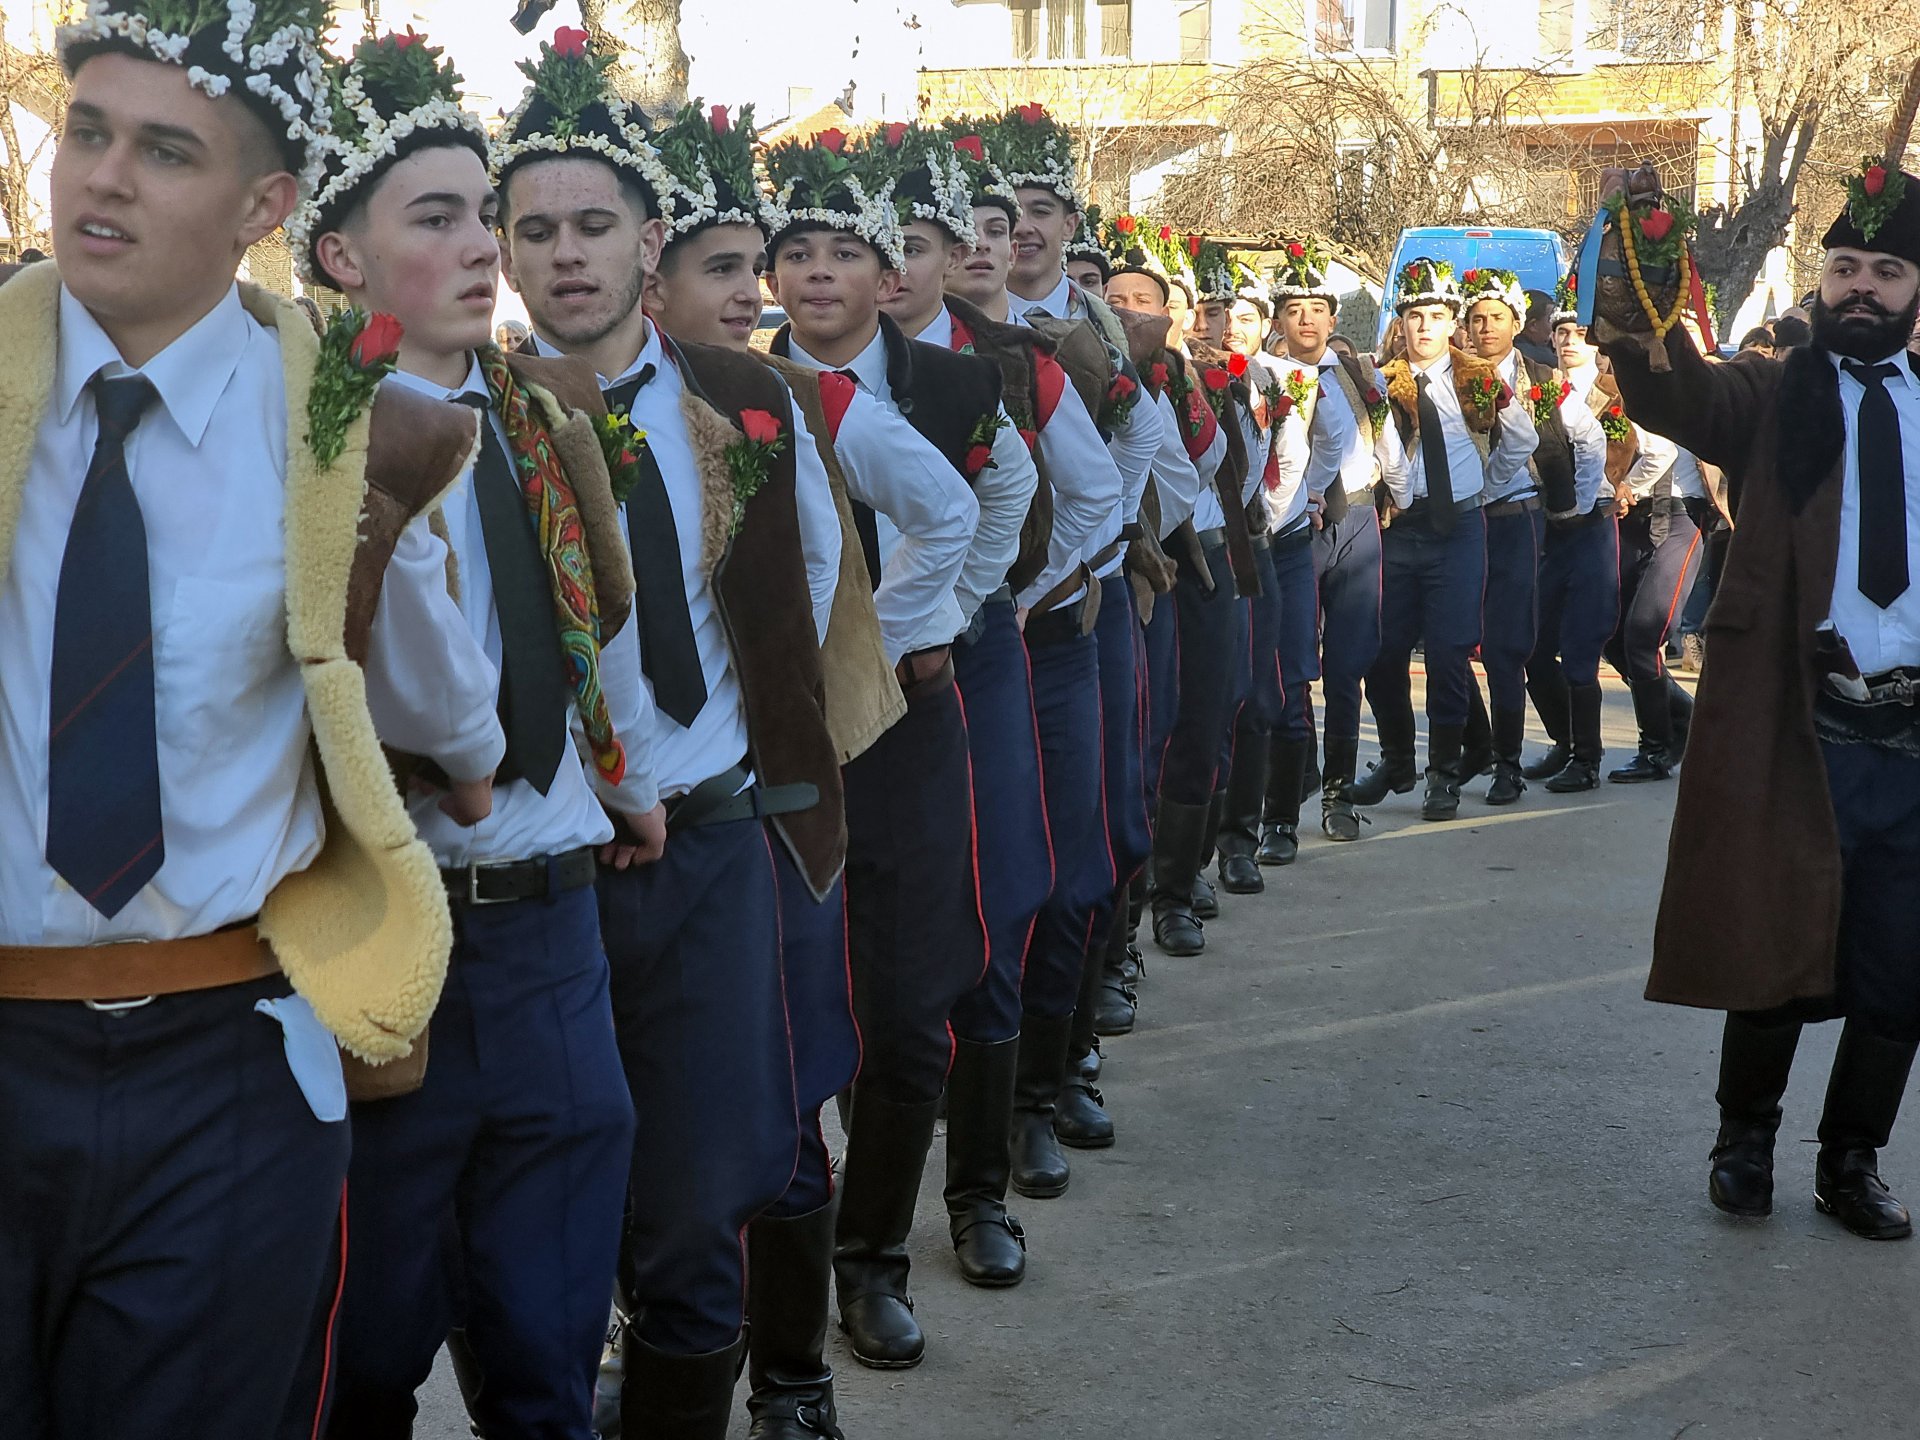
[1604,329,1851,1013]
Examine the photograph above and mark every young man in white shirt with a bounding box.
[1355,259,1535,820]
[305,35,663,1438]
[0,11,509,1437]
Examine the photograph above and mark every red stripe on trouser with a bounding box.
[310,1183,350,1440]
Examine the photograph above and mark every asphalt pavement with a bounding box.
[415,670,1920,1439]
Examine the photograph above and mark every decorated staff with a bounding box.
[1595,62,1920,1243]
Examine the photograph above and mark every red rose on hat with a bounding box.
[552,26,590,59]
[1116,214,1136,235]
[351,312,405,370]
[1202,367,1232,391]
[1228,352,1248,377]
[1463,268,1479,284]
[953,134,985,162]
[1639,209,1674,242]
[1287,242,1305,259]
[1865,164,1888,197]
[1017,102,1048,124]
[883,122,910,148]
[709,104,730,134]
[1159,224,1174,242]
[739,408,784,445]
[818,127,848,154]
[1187,234,1203,257]
[392,28,423,49]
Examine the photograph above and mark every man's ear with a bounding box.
[640,216,666,283]
[313,229,366,294]
[876,267,902,304]
[764,265,783,306]
[641,266,665,316]
[240,170,299,250]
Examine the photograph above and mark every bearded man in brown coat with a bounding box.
[1600,172,1920,1241]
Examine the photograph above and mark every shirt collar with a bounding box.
[384,353,488,404]
[1412,350,1454,381]
[788,324,888,397]
[527,323,658,390]
[56,283,249,445]
[916,305,955,349]
[1830,347,1920,396]
[1016,272,1074,322]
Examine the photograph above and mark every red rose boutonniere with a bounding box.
[1200,365,1234,417]
[963,409,1010,480]
[1525,379,1568,429]
[596,411,648,504]
[1363,383,1389,433]
[309,308,405,468]
[1466,371,1503,420]
[1598,400,1631,442]
[1100,369,1141,430]
[726,408,788,530]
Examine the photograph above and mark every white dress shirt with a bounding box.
[0,285,506,944]
[1622,426,1686,501]
[1245,352,1318,535]
[1180,352,1232,533]
[1483,351,1545,504]
[1147,391,1205,536]
[783,330,979,659]
[1298,352,1379,503]
[1560,366,1618,514]
[388,359,658,865]
[1830,350,1920,673]
[1402,351,1535,509]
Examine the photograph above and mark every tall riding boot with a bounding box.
[746,1205,846,1439]
[1460,679,1495,778]
[834,1088,940,1368]
[1609,679,1677,783]
[1149,797,1211,957]
[1709,1011,1803,1217]
[622,1333,747,1440]
[1815,1022,1919,1240]
[592,1285,632,1438]
[1192,788,1226,919]
[1667,676,1694,763]
[1352,702,1419,805]
[1422,722,1465,822]
[1257,735,1307,866]
[1058,941,1115,1149]
[1301,701,1322,802]
[1010,1011,1076,1198]
[1319,734,1363,842]
[1094,884,1140,1035]
[1523,670,1572,780]
[1122,869,1146,980]
[1546,683,1604,793]
[943,1038,1026,1286]
[1485,707,1529,806]
[1218,740,1268,893]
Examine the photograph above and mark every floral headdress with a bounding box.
[1458,265,1526,322]
[1194,238,1252,305]
[762,128,906,270]
[1393,256,1460,315]
[986,101,1082,210]
[491,27,672,214]
[1065,203,1108,272]
[1551,273,1580,328]
[1105,215,1195,303]
[942,119,1020,221]
[863,121,976,247]
[1269,235,1339,313]
[290,31,488,287]
[652,100,773,242]
[58,0,332,194]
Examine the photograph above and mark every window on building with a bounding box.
[1047,0,1087,59]
[1099,0,1133,58]
[1589,0,1683,58]
[1011,0,1041,60]
[1177,0,1212,62]
[1315,0,1395,54]
[1537,0,1574,56]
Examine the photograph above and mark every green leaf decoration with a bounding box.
[330,32,465,148]
[654,99,762,218]
[515,31,620,142]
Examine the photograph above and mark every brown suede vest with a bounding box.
[1187,341,1261,598]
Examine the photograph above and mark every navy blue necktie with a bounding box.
[1843,361,1909,609]
[1415,372,1457,536]
[46,375,163,917]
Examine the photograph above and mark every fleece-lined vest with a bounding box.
[1188,340,1262,598]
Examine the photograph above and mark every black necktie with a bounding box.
[605,366,709,728]
[456,393,569,793]
[1844,361,1909,609]
[1415,372,1456,536]
[829,368,885,591]
[47,375,163,916]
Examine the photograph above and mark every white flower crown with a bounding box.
[1004,161,1081,211]
[488,93,679,213]
[766,174,907,270]
[900,148,977,248]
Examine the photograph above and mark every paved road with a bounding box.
[416,673,1920,1438]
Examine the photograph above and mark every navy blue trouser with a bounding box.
[843,672,984,1105]
[329,887,633,1439]
[600,818,800,1353]
[1219,586,1256,779]
[1225,549,1276,774]
[952,600,1055,1044]
[1093,572,1153,891]
[1315,502,1383,741]
[1607,506,1701,685]
[1480,503,1545,714]
[1143,577,1181,801]
[1023,625,1109,1020]
[767,852,859,1219]
[1530,512,1620,691]
[1820,740,1920,1043]
[0,975,349,1440]
[1161,540,1241,804]
[1369,506,1488,730]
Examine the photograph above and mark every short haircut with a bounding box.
[1525,289,1553,323]
[1771,315,1812,348]
[309,130,491,292]
[1737,325,1775,351]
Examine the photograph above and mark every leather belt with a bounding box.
[1087,539,1125,573]
[0,924,277,1004]
[1193,526,1227,550]
[1249,532,1270,551]
[1551,504,1615,531]
[666,763,820,833]
[1026,575,1102,647]
[1346,486,1377,507]
[442,846,598,907]
[1825,667,1920,708]
[1483,494,1542,517]
[1271,520,1314,553]
[896,650,956,702]
[1035,562,1093,615]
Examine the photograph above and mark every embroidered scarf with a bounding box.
[479,346,625,787]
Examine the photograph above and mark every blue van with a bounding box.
[1374,227,1570,346]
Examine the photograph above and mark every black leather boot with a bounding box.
[1667,676,1694,763]
[943,1037,1026,1287]
[1352,705,1418,805]
[1709,1012,1802,1218]
[1421,723,1465,822]
[1218,741,1267,894]
[1545,683,1604,793]
[1149,798,1210,957]
[1460,681,1495,779]
[1814,1022,1918,1240]
[1059,951,1116,1150]
[1192,789,1225,919]
[1092,885,1139,1036]
[1609,679,1677,783]
[1010,1011,1075,1198]
[834,1088,939,1368]
[1485,707,1528,806]
[622,1332,746,1440]
[1523,670,1572,780]
[1300,704,1322,802]
[1257,734,1307,866]
[1319,734,1363,842]
[747,1205,845,1438]
[590,1288,630,1438]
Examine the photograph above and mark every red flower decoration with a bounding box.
[551,26,590,59]
[1363,387,1382,405]
[710,104,730,134]
[1017,102,1048,124]
[351,312,405,369]
[1275,394,1294,418]
[739,408,784,445]
[1159,224,1174,242]
[1865,164,1888,198]
[1227,352,1248,377]
[619,449,638,469]
[953,134,985,163]
[1559,380,1573,401]
[817,127,848,154]
[1187,234,1203,257]
[965,443,994,474]
[391,28,424,49]
[1463,268,1479,284]
[1287,242,1305,259]
[1608,403,1623,418]
[1639,209,1674,242]
[882,121,910,148]
[1108,373,1137,401]
[1202,367,1232,391]
[1149,362,1169,389]
[1527,383,1543,402]
[1116,214,1136,235]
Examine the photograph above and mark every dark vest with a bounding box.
[1187,341,1262,598]
[1517,353,1578,514]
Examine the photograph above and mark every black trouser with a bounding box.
[1158,539,1240,805]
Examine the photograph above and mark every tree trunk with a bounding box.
[1692,181,1798,336]
[581,0,688,112]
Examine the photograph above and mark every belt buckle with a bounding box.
[1894,673,1917,706]
[464,861,513,907]
[85,995,156,1013]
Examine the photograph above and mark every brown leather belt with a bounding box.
[0,925,278,1003]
